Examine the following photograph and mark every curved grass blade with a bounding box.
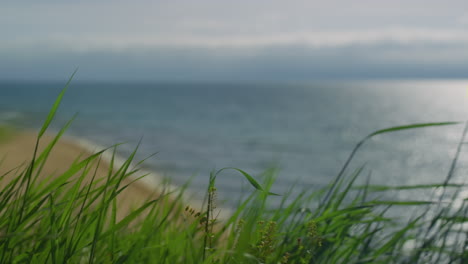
[369,200,436,206]
[365,122,459,139]
[354,183,466,192]
[215,167,280,196]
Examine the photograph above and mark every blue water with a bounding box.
[1,80,468,204]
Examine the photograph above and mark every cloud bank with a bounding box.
[1,0,468,81]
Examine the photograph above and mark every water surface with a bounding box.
[1,80,467,205]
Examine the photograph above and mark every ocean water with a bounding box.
[1,80,468,205]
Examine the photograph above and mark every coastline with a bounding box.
[64,133,212,215]
[0,128,205,219]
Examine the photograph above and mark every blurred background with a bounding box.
[1,0,468,205]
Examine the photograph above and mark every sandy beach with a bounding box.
[0,129,164,220]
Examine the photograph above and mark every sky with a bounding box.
[1,0,468,81]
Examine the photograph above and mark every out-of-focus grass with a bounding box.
[0,76,466,263]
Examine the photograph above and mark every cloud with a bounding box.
[3,1,468,51]
[2,0,468,80]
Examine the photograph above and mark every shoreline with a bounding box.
[0,128,190,219]
[63,133,211,214]
[0,126,233,219]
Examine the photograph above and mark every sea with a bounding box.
[1,79,468,207]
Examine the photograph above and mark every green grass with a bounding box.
[0,79,466,263]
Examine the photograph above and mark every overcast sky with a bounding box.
[2,0,468,81]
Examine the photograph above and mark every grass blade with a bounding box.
[38,69,77,139]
